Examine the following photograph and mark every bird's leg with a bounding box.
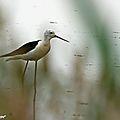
[22,60,29,88]
[33,61,37,120]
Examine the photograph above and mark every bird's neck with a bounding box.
[43,38,51,45]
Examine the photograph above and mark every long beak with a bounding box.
[55,35,69,43]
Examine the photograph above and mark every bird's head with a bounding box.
[44,30,69,43]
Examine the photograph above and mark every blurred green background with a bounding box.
[0,0,120,120]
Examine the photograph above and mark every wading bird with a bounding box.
[0,30,69,120]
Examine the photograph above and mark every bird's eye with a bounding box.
[50,32,53,34]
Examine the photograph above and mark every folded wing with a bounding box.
[0,40,41,57]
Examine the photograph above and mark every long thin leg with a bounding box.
[33,61,37,120]
[22,60,29,88]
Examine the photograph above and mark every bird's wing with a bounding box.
[0,40,41,57]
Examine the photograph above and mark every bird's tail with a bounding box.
[5,55,23,61]
[0,52,21,60]
[0,49,21,58]
[0,53,11,58]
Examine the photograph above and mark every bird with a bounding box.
[0,30,69,120]
[0,29,69,85]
